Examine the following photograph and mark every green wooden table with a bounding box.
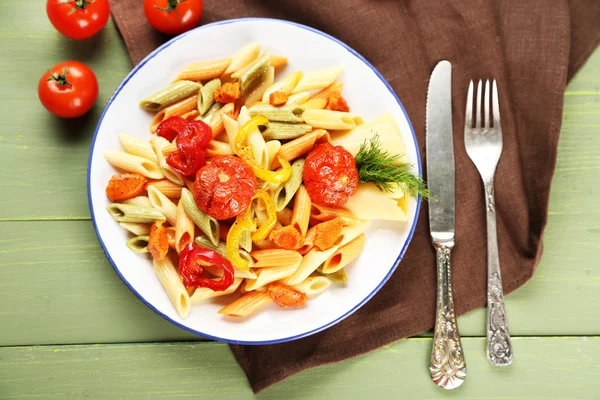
[1,4,599,399]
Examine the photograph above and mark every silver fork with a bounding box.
[464,80,513,366]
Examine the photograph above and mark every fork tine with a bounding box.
[475,80,482,130]
[465,80,473,132]
[492,80,501,130]
[484,80,490,131]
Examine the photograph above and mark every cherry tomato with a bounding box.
[303,143,359,207]
[144,0,203,35]
[46,0,110,40]
[193,156,257,220]
[38,61,99,119]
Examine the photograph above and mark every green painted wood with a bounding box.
[1,338,599,399]
[0,215,598,346]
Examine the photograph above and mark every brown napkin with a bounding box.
[109,0,600,393]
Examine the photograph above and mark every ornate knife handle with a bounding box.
[430,243,466,390]
[484,181,513,366]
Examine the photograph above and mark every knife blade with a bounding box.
[425,60,467,390]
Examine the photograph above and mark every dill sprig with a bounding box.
[355,134,431,200]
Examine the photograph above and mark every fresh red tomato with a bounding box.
[193,156,257,220]
[303,143,359,207]
[144,0,203,35]
[38,61,99,119]
[46,0,110,40]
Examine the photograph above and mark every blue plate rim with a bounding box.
[87,17,422,345]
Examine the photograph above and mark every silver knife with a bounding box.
[426,60,467,390]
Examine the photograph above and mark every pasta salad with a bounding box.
[103,43,426,319]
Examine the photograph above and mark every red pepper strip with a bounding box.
[179,243,234,291]
[156,116,190,142]
[166,149,206,177]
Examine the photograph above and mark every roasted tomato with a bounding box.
[303,143,359,206]
[193,156,257,220]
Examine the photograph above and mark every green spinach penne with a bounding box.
[139,80,202,112]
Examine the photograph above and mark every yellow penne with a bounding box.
[104,151,164,179]
[150,95,198,132]
[150,135,185,186]
[118,133,158,162]
[292,276,331,296]
[175,200,194,254]
[218,291,272,317]
[209,102,236,137]
[293,67,343,93]
[147,185,178,226]
[311,82,344,99]
[244,66,275,108]
[310,203,359,226]
[269,54,288,69]
[244,264,298,291]
[174,58,232,81]
[290,185,311,237]
[224,43,261,75]
[250,249,303,268]
[302,109,363,130]
[119,222,151,236]
[322,233,365,273]
[262,71,304,102]
[153,256,191,319]
[146,180,183,199]
[270,129,330,169]
[286,91,311,105]
[191,278,243,303]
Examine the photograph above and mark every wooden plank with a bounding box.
[0,218,598,346]
[1,338,599,399]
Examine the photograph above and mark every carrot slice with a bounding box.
[269,91,289,106]
[314,217,344,251]
[325,95,350,112]
[148,221,169,261]
[105,173,148,202]
[268,282,308,308]
[268,225,304,250]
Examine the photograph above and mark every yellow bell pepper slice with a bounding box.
[235,115,269,155]
[251,189,277,241]
[240,151,291,183]
[226,216,255,270]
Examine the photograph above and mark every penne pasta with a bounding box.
[175,200,194,254]
[206,140,234,157]
[123,196,152,208]
[126,235,149,253]
[165,226,176,249]
[248,103,304,123]
[106,203,166,223]
[321,234,365,273]
[290,185,311,237]
[198,78,221,115]
[146,180,183,199]
[270,129,330,169]
[310,202,359,226]
[181,188,220,246]
[181,110,200,121]
[302,109,363,130]
[147,185,178,226]
[119,222,151,236]
[153,256,191,319]
[265,140,282,168]
[150,95,198,132]
[224,43,261,76]
[298,98,328,110]
[292,276,331,296]
[262,122,312,140]
[293,67,343,93]
[150,135,185,186]
[209,102,236,137]
[250,249,303,268]
[286,91,311,105]
[238,106,269,167]
[119,133,158,162]
[296,225,316,255]
[311,82,344,99]
[200,102,223,123]
[281,245,340,286]
[174,59,231,82]
[276,207,293,227]
[244,65,275,108]
[262,71,304,102]
[222,113,239,149]
[104,151,164,179]
[202,263,257,280]
[244,264,297,291]
[269,54,288,69]
[139,80,201,112]
[239,52,270,96]
[194,235,254,270]
[191,278,243,303]
[273,158,304,211]
[218,291,272,317]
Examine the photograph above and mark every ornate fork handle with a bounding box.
[484,180,513,366]
[430,242,466,389]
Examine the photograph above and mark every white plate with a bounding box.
[88,18,422,345]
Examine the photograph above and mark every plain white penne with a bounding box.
[250,249,303,268]
[286,91,311,104]
[293,67,342,93]
[292,276,331,296]
[302,109,363,130]
[265,140,282,168]
[123,196,152,209]
[190,278,243,303]
[104,150,164,179]
[322,233,366,274]
[262,71,304,102]
[224,43,261,75]
[244,264,298,291]
[153,256,191,319]
[222,113,240,149]
[330,113,408,159]
[281,246,340,286]
[343,183,408,221]
[150,135,185,186]
[311,82,344,99]
[119,222,151,236]
[147,185,178,226]
[119,133,158,162]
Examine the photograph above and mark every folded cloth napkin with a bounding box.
[109,0,600,393]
